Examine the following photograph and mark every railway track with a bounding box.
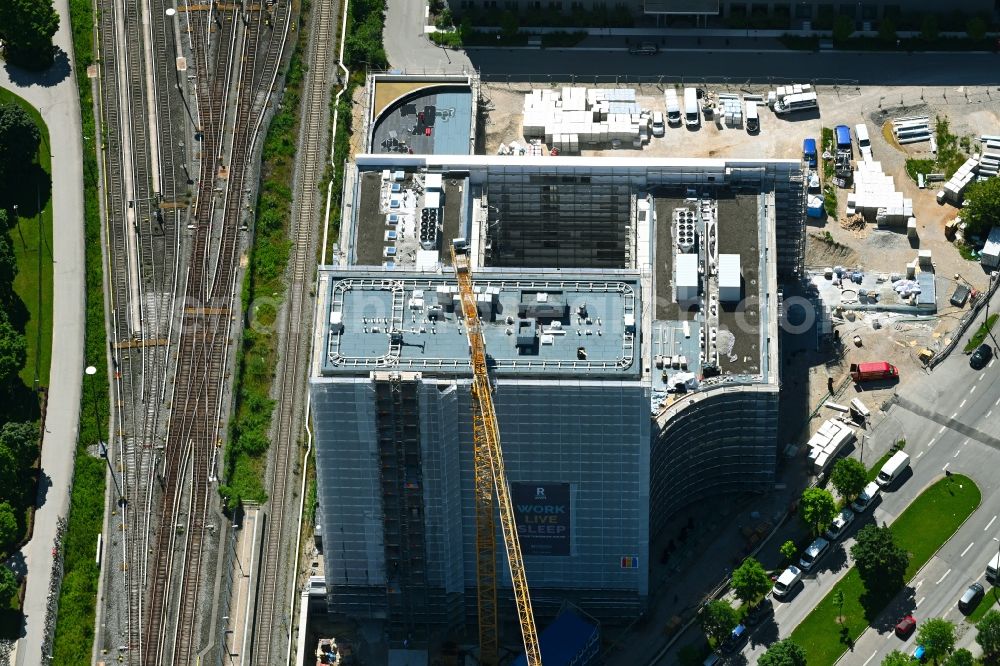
[140,1,290,663]
[248,0,334,661]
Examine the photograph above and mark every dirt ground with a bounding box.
[480,81,1000,443]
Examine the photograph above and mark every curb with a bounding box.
[830,473,983,665]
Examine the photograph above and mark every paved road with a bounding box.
[0,1,87,663]
[728,289,1000,665]
[465,48,1000,85]
[384,0,472,73]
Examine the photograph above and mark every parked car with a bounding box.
[852,481,881,513]
[629,42,658,55]
[799,537,830,572]
[971,343,993,370]
[959,582,985,613]
[895,614,917,639]
[825,507,856,541]
[721,623,747,653]
[772,565,803,599]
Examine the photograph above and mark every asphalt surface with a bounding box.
[0,0,87,663]
[384,0,472,73]
[726,287,1000,665]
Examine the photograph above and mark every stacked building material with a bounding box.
[522,87,645,154]
[716,94,743,128]
[847,160,912,226]
[978,137,1000,178]
[939,156,980,205]
[892,116,931,144]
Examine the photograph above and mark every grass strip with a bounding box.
[790,474,981,665]
[0,88,54,389]
[51,0,111,659]
[965,586,1000,624]
[964,313,998,353]
[864,452,894,484]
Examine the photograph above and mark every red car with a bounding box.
[895,615,917,639]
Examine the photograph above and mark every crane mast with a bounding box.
[452,244,542,666]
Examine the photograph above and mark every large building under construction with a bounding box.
[309,74,805,653]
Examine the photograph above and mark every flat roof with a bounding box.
[371,85,473,156]
[716,194,762,376]
[352,170,464,268]
[319,269,641,379]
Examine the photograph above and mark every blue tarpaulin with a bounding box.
[512,609,599,666]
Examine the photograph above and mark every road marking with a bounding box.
[951,411,959,418]
[914,579,924,589]
[971,384,978,394]
[862,650,879,666]
[980,372,986,382]
[936,569,952,585]
[953,450,960,458]
[961,542,975,557]
[996,396,1000,406]
[988,410,994,419]
[939,425,947,434]
[991,358,996,368]
[986,515,998,531]
[917,595,926,607]
[943,462,950,471]
[960,399,968,408]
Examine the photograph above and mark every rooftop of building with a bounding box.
[370,85,473,156]
[317,268,641,379]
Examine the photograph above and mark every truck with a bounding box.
[665,89,681,126]
[850,361,899,383]
[988,552,1000,582]
[683,88,700,128]
[834,125,852,154]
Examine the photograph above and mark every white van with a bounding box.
[852,481,881,513]
[684,88,700,128]
[987,552,1000,582]
[651,111,665,137]
[876,450,910,488]
[665,89,681,126]
[745,101,759,133]
[855,123,873,161]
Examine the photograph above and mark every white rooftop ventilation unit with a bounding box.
[673,208,697,253]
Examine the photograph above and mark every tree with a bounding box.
[916,617,956,664]
[0,501,17,555]
[0,233,17,288]
[882,650,913,666]
[0,421,39,462]
[832,15,854,42]
[0,0,60,69]
[967,16,988,41]
[800,487,836,536]
[0,316,27,386]
[500,10,518,39]
[830,458,867,502]
[780,540,797,563]
[850,524,909,598]
[0,565,18,609]
[977,609,1000,660]
[731,557,771,607]
[757,639,807,666]
[699,599,739,647]
[832,589,845,625]
[920,14,939,41]
[961,177,1000,235]
[878,16,897,44]
[944,648,974,666]
[0,103,42,185]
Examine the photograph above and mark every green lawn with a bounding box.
[965,314,998,353]
[0,86,54,389]
[790,475,981,665]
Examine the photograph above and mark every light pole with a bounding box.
[86,365,125,506]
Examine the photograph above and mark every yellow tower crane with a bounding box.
[451,242,542,666]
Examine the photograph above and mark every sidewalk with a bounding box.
[0,2,87,663]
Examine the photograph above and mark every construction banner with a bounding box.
[512,483,571,556]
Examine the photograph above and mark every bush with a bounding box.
[430,31,463,48]
[961,178,1000,236]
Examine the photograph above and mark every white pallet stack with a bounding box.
[978,138,1000,178]
[940,156,980,204]
[849,160,911,226]
[893,116,931,144]
[522,87,642,150]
